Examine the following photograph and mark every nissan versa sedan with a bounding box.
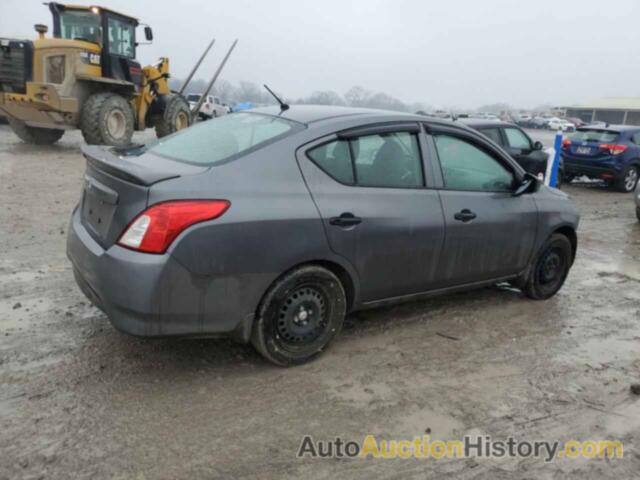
[67,106,579,366]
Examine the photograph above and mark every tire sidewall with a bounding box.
[254,267,346,366]
[99,95,134,146]
[526,234,572,299]
[619,165,639,193]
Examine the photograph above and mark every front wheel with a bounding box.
[615,165,639,193]
[521,233,573,300]
[251,266,346,366]
[80,93,134,146]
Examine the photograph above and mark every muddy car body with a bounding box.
[67,106,580,365]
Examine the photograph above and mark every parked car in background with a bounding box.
[561,125,640,192]
[186,93,229,119]
[67,106,579,366]
[469,112,499,120]
[514,113,533,127]
[461,119,564,185]
[531,114,554,129]
[566,117,586,128]
[547,118,576,132]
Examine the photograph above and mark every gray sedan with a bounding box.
[67,106,580,366]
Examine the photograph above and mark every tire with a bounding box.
[8,118,64,145]
[80,93,134,146]
[615,165,639,193]
[251,265,347,366]
[521,233,573,300]
[154,94,192,138]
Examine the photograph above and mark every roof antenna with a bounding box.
[263,84,289,111]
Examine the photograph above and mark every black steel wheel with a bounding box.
[522,233,573,300]
[251,265,346,366]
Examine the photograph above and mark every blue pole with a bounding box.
[550,130,562,187]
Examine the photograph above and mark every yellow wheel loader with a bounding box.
[0,3,222,146]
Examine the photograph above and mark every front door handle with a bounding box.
[454,209,477,222]
[329,212,362,227]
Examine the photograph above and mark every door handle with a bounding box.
[454,209,477,222]
[329,212,362,227]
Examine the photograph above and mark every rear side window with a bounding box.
[307,131,423,188]
[479,127,502,145]
[434,134,513,192]
[148,113,300,165]
[504,127,531,149]
[307,140,354,184]
[570,129,619,143]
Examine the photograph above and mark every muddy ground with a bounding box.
[0,125,639,479]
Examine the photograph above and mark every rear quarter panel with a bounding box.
[145,135,359,335]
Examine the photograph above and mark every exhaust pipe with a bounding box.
[191,39,238,117]
[178,37,215,95]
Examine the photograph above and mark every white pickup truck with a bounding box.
[186,94,230,119]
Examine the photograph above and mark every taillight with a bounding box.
[599,143,627,155]
[562,139,571,149]
[118,200,230,254]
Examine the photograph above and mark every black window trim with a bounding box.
[304,122,428,190]
[427,125,524,193]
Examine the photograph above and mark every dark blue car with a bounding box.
[561,125,640,192]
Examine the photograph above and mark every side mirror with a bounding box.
[144,26,153,41]
[533,141,543,150]
[512,172,539,197]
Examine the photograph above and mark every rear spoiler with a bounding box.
[81,144,204,186]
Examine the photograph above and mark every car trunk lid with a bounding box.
[80,145,208,249]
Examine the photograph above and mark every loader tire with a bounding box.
[8,118,64,145]
[80,93,134,146]
[154,94,192,138]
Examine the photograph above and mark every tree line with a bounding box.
[168,78,429,113]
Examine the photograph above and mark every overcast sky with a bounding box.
[1,0,638,109]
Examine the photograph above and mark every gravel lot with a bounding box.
[1,125,639,479]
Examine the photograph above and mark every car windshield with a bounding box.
[58,10,102,44]
[570,129,619,143]
[186,94,201,102]
[147,113,302,165]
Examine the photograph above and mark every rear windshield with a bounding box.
[148,113,301,165]
[186,94,201,102]
[570,129,619,143]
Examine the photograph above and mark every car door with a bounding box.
[297,123,446,302]
[428,127,537,286]
[503,126,548,176]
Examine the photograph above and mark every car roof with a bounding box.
[244,105,486,139]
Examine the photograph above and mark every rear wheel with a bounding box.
[521,234,573,300]
[8,118,64,145]
[80,93,134,146]
[251,266,346,366]
[615,165,639,193]
[154,94,192,138]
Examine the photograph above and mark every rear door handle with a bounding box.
[454,209,477,222]
[329,212,362,227]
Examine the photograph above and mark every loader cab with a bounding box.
[48,3,146,84]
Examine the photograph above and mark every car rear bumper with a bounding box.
[66,207,253,340]
[561,156,622,179]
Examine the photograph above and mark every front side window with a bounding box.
[59,10,101,44]
[434,134,514,192]
[148,113,300,165]
[504,127,531,150]
[107,17,135,58]
[307,130,424,188]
